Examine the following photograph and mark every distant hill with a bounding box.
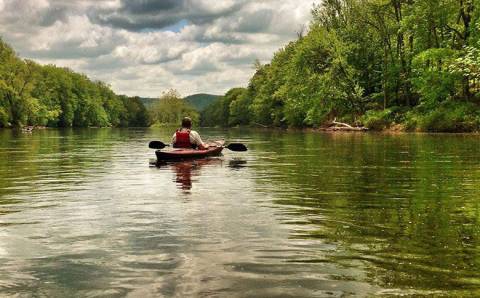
[140,94,220,111]
[184,94,221,111]
[139,97,160,108]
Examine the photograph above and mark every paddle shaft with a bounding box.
[148,141,247,152]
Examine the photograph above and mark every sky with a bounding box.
[0,0,315,97]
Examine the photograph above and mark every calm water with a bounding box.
[0,128,479,297]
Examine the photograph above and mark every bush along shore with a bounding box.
[201,1,480,133]
[0,39,149,128]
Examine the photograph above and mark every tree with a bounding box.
[0,37,150,128]
[202,0,480,131]
[150,89,199,125]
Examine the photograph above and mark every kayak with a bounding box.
[155,141,224,161]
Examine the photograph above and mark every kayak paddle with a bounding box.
[149,141,169,149]
[148,141,247,152]
[224,143,248,152]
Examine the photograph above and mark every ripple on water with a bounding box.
[0,129,480,296]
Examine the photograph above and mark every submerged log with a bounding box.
[253,122,271,128]
[327,126,368,131]
[20,125,47,133]
[322,118,368,132]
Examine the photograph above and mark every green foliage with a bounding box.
[142,94,221,112]
[5,0,480,132]
[411,48,460,106]
[0,38,149,128]
[149,89,199,126]
[449,40,480,96]
[200,88,251,127]
[415,102,480,132]
[199,0,480,132]
[229,88,252,126]
[200,97,227,127]
[360,109,394,130]
[184,94,221,111]
[120,96,150,127]
[0,107,8,127]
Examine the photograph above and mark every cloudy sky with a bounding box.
[0,0,315,97]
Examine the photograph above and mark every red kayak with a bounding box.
[155,141,224,161]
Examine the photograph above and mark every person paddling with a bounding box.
[172,117,208,150]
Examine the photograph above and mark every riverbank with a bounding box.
[223,123,480,134]
[223,102,480,133]
[3,120,479,134]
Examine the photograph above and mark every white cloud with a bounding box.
[0,0,315,97]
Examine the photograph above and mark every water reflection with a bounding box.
[248,132,480,295]
[154,158,224,192]
[228,158,248,170]
[1,128,480,296]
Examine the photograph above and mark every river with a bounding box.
[0,128,479,297]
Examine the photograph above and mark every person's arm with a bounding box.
[171,133,177,145]
[190,131,208,150]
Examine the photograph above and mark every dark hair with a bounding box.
[181,117,192,128]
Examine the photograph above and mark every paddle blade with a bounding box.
[149,141,167,149]
[226,143,248,152]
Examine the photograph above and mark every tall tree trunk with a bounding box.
[393,0,408,106]
[383,43,389,110]
[459,0,473,99]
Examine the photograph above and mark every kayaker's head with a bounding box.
[181,117,192,129]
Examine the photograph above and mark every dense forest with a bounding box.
[202,0,480,132]
[184,94,221,112]
[141,93,218,116]
[0,39,149,128]
[149,89,200,126]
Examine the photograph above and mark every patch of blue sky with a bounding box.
[140,19,188,33]
[164,19,189,32]
[140,19,189,33]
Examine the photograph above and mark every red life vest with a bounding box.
[174,129,193,148]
